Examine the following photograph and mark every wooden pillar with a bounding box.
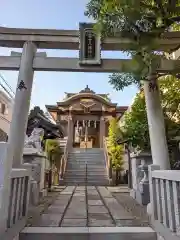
[100,116,105,148]
[67,115,73,149]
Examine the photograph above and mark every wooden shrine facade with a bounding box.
[46,86,128,148]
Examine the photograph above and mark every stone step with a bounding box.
[68,156,105,158]
[65,173,107,176]
[65,148,107,185]
[68,157,104,162]
[64,177,108,180]
[68,158,104,160]
[66,169,106,172]
[66,165,106,168]
[63,181,109,186]
[69,153,104,155]
[65,171,107,175]
[68,164,105,166]
[67,163,105,166]
[20,227,157,240]
[67,163,105,165]
[66,168,106,171]
[65,169,106,172]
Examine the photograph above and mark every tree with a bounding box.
[159,75,180,122]
[45,139,62,190]
[122,90,150,151]
[122,75,180,164]
[107,117,122,147]
[45,139,62,165]
[107,118,124,184]
[85,0,180,89]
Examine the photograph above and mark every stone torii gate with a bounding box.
[0,24,180,212]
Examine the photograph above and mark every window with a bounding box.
[1,103,6,114]
[5,106,8,115]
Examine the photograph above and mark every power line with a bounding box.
[0,73,15,99]
[0,82,14,100]
[0,73,15,95]
[0,73,40,110]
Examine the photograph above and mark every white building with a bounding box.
[0,90,13,141]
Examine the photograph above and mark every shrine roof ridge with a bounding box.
[45,104,128,113]
[57,93,117,107]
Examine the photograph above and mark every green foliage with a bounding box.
[110,145,124,170]
[122,75,180,153]
[123,91,150,151]
[107,118,124,170]
[85,0,180,89]
[159,75,180,122]
[45,139,62,164]
[107,118,122,146]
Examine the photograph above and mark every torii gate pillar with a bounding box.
[144,75,170,170]
[7,41,37,168]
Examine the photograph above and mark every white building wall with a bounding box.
[0,90,13,138]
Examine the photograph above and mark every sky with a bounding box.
[0,0,138,111]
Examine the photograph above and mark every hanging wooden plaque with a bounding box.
[79,23,101,66]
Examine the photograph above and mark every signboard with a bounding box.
[79,23,101,66]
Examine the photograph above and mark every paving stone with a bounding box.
[88,195,100,200]
[88,205,109,214]
[71,197,85,202]
[65,209,87,219]
[98,186,113,198]
[88,200,103,206]
[87,190,98,195]
[107,186,129,193]
[112,192,150,225]
[61,218,87,227]
[55,196,72,201]
[103,197,134,220]
[87,186,96,190]
[63,186,75,191]
[52,200,70,206]
[45,205,66,214]
[74,193,85,196]
[36,214,62,227]
[76,188,86,191]
[60,191,74,195]
[68,205,86,211]
[89,219,115,227]
[115,219,148,227]
[89,213,112,220]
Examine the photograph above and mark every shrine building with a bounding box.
[46,86,128,148]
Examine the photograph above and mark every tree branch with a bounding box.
[154,0,166,16]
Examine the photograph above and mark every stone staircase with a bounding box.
[20,227,157,240]
[63,148,109,186]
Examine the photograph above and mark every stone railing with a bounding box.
[149,165,180,240]
[59,138,68,179]
[103,137,112,180]
[0,168,31,240]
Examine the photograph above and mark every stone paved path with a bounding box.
[31,186,148,227]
